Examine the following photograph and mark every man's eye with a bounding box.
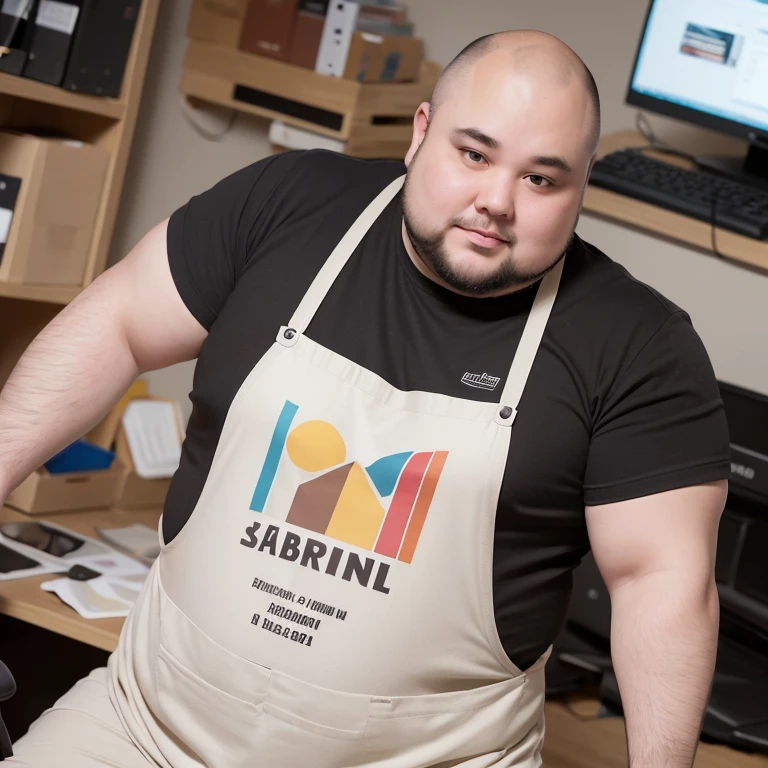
[464,150,486,164]
[527,175,552,187]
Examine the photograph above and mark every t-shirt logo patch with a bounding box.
[461,372,501,391]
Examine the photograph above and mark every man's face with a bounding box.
[402,50,596,296]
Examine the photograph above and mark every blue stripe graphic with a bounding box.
[250,400,299,512]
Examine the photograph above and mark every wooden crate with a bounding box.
[180,40,442,158]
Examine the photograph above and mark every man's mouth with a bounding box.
[457,226,509,248]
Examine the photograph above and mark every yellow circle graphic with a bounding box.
[286,420,346,472]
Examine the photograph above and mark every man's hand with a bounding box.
[585,480,727,768]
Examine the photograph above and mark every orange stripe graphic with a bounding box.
[398,451,448,564]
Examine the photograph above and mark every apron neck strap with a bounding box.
[279,170,563,429]
[286,174,406,335]
[494,256,565,427]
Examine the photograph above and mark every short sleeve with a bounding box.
[584,311,731,505]
[166,151,303,330]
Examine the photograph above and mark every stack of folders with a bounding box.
[238,0,422,83]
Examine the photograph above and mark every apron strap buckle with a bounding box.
[277,326,300,347]
[494,405,517,427]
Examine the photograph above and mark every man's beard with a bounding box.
[402,176,576,296]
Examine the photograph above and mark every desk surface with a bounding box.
[1,507,766,766]
[0,505,161,652]
[585,130,768,274]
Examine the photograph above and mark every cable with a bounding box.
[178,94,238,141]
[634,111,698,163]
[633,111,728,262]
[709,187,726,261]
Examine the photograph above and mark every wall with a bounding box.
[109,0,768,421]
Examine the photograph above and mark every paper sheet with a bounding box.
[41,572,145,619]
[96,523,160,564]
[122,400,182,479]
[0,521,149,582]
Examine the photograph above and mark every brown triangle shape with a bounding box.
[286,462,355,534]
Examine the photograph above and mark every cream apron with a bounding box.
[108,175,565,768]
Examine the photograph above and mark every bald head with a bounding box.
[430,31,601,154]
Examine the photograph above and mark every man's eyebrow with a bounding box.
[454,127,501,151]
[530,155,573,174]
[454,128,573,173]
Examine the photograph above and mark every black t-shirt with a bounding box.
[165,149,730,671]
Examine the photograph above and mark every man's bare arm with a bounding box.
[0,219,207,497]
[585,481,726,768]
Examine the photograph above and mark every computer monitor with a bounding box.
[626,0,768,186]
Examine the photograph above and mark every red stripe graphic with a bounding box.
[374,451,431,558]
[398,451,448,564]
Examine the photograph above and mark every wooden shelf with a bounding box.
[0,0,160,394]
[0,0,159,304]
[180,40,441,157]
[0,71,125,119]
[0,281,80,304]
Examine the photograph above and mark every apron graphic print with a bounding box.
[246,400,448,564]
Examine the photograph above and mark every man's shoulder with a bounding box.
[265,149,405,204]
[558,237,702,382]
[564,236,685,329]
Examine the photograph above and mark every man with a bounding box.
[0,29,729,768]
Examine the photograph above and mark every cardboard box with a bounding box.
[187,0,250,48]
[0,132,109,286]
[87,385,181,509]
[85,379,149,451]
[113,424,172,509]
[344,32,423,82]
[6,461,125,515]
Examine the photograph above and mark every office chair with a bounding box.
[0,660,15,760]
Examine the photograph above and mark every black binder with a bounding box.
[61,0,141,98]
[0,0,38,76]
[0,174,22,268]
[22,0,81,85]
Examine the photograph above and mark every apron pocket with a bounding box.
[156,644,268,766]
[262,668,369,741]
[362,674,539,765]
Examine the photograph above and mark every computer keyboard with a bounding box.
[588,148,768,240]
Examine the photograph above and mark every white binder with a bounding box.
[314,0,360,77]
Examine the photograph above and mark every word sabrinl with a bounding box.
[240,521,391,594]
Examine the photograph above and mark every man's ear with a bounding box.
[585,153,597,185]
[577,154,598,212]
[404,102,431,167]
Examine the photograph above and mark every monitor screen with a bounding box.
[627,0,768,139]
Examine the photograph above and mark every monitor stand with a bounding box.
[695,133,768,192]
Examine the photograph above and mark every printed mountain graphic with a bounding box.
[287,462,385,549]
[365,452,413,497]
[252,400,450,563]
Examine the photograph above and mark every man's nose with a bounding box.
[475,173,516,219]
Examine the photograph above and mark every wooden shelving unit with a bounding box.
[180,40,441,158]
[0,282,80,304]
[0,0,160,388]
[0,71,125,120]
